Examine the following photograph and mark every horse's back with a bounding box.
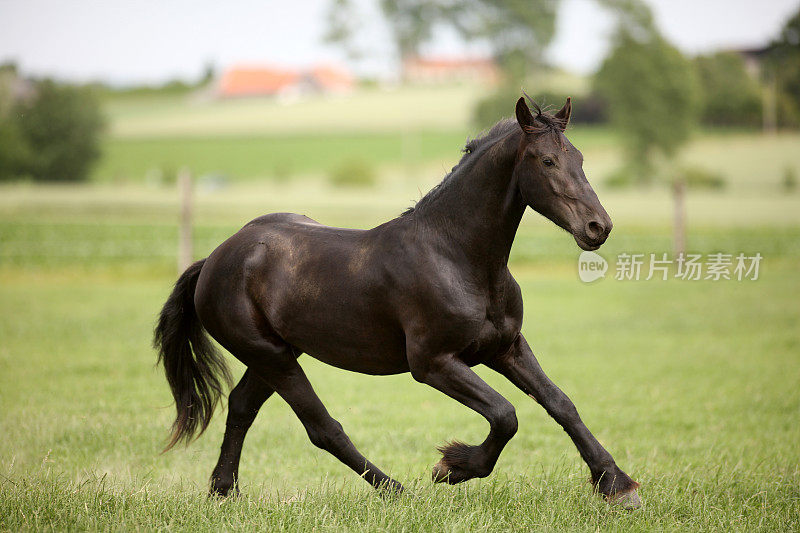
[196,212,411,374]
[244,212,322,229]
[198,211,370,311]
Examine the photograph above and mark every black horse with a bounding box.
[154,95,640,508]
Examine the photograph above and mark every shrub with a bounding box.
[604,164,725,190]
[776,91,800,129]
[328,157,376,188]
[0,116,32,181]
[12,80,105,182]
[783,166,797,192]
[681,165,726,190]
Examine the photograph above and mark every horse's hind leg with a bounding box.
[252,357,404,494]
[487,334,641,509]
[209,369,274,497]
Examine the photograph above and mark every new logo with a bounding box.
[578,251,608,283]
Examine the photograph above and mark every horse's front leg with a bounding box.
[408,349,518,484]
[487,333,641,508]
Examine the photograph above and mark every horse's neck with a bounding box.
[416,132,526,275]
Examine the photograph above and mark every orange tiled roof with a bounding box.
[218,66,300,97]
[309,65,354,91]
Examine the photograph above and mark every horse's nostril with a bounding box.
[586,220,605,240]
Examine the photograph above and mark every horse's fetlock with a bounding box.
[471,460,494,478]
[593,464,638,497]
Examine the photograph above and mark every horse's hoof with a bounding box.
[209,488,237,499]
[431,459,451,483]
[378,480,405,498]
[609,488,641,510]
[208,480,239,499]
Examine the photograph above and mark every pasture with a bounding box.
[94,84,800,190]
[1,185,799,531]
[1,86,799,530]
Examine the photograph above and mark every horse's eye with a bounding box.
[542,157,554,167]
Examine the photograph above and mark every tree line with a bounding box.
[0,1,797,183]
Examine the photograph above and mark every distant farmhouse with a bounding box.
[402,56,500,84]
[732,46,772,78]
[0,64,35,114]
[216,64,354,98]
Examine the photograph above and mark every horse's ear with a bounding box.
[554,97,572,129]
[516,97,535,131]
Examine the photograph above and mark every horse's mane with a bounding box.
[400,119,516,217]
[402,99,563,217]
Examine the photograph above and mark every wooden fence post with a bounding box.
[763,72,777,135]
[673,178,686,258]
[178,168,193,273]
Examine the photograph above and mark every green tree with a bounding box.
[14,80,105,182]
[378,0,440,62]
[199,61,216,87]
[439,0,558,82]
[0,64,32,180]
[324,0,365,62]
[594,19,699,183]
[765,6,800,128]
[0,116,31,180]
[594,0,700,254]
[326,1,559,127]
[374,0,557,80]
[694,52,762,127]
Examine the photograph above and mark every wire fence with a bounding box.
[0,222,237,268]
[2,220,799,273]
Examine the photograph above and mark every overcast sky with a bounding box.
[0,0,797,85]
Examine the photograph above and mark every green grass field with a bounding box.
[1,247,798,530]
[1,183,799,531]
[93,84,800,190]
[2,86,800,530]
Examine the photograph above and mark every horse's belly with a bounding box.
[287,323,410,376]
[305,345,410,375]
[269,289,410,375]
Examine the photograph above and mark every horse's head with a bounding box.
[512,96,612,251]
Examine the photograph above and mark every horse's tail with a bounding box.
[153,259,232,451]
